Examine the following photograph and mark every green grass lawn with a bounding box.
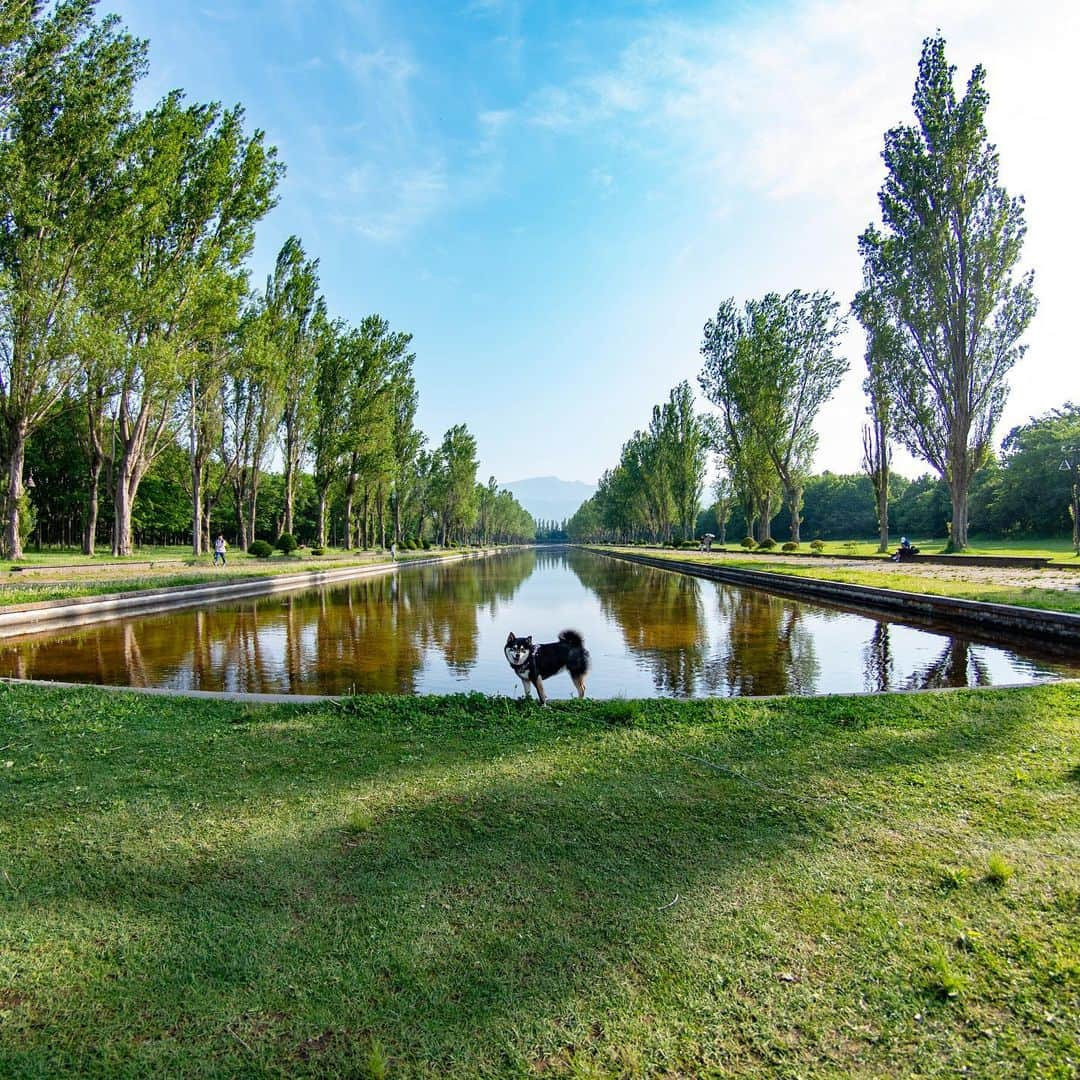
[602,547,1080,616]
[1,683,1077,1077]
[712,537,1079,563]
[0,547,465,608]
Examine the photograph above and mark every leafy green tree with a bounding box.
[699,291,846,544]
[0,0,145,557]
[388,372,424,545]
[222,294,282,550]
[660,381,708,543]
[710,474,735,546]
[431,424,478,545]
[104,93,281,554]
[310,318,351,547]
[263,236,321,539]
[992,404,1080,541]
[853,270,900,552]
[857,34,1037,550]
[340,316,403,548]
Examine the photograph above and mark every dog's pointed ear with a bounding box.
[506,632,515,645]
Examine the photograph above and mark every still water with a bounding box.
[1,548,1077,697]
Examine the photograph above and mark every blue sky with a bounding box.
[107,0,1078,487]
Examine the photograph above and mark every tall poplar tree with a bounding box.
[0,0,145,557]
[104,93,280,555]
[857,34,1036,549]
[264,236,320,539]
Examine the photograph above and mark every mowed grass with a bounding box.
[751,537,1079,562]
[1,684,1078,1077]
[0,548,461,608]
[604,547,1080,616]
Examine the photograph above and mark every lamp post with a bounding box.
[1060,447,1080,557]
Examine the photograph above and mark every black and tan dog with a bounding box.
[504,630,589,704]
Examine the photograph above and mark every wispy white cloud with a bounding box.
[334,164,450,242]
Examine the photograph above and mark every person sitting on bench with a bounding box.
[893,537,920,561]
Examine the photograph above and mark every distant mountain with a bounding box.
[503,475,596,524]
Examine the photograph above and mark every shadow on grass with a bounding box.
[0,683,1074,1075]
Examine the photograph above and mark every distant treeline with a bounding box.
[568,403,1079,545]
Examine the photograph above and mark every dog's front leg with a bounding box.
[518,675,532,699]
[532,676,548,705]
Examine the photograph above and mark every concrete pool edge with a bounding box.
[595,549,1080,644]
[0,548,506,640]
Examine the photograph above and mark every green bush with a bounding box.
[422,540,431,550]
[740,536,756,550]
[310,547,324,556]
[757,537,777,550]
[248,539,273,558]
[782,541,799,552]
[810,539,825,552]
[275,532,298,555]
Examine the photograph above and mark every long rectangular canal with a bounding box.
[0,548,1076,697]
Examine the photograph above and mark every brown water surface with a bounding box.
[0,548,1076,697]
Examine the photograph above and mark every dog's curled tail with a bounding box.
[558,629,585,649]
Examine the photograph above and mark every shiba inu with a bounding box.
[504,629,589,704]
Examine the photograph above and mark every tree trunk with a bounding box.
[316,485,329,547]
[245,480,258,549]
[2,421,28,560]
[949,477,969,550]
[343,471,355,550]
[113,456,140,557]
[232,476,248,553]
[784,482,803,544]
[877,477,889,554]
[283,449,295,539]
[192,460,203,557]
[83,454,103,556]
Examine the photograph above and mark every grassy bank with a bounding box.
[0,548,475,609]
[1,683,1077,1076]
[601,547,1080,616]
[732,538,1079,563]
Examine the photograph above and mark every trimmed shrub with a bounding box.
[422,540,431,550]
[740,536,756,549]
[275,532,298,555]
[757,537,777,550]
[782,541,799,552]
[248,539,273,558]
[809,539,825,553]
[310,547,324,556]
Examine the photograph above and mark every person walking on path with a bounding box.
[213,534,228,566]
[390,541,398,562]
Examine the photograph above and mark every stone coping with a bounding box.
[599,550,1080,645]
[0,549,499,640]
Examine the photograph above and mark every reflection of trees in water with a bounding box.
[566,550,709,695]
[862,622,894,693]
[0,552,537,693]
[903,639,991,690]
[706,586,820,697]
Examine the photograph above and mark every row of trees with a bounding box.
[698,403,1079,543]
[571,401,1078,547]
[1,2,534,556]
[566,382,709,544]
[570,34,1044,552]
